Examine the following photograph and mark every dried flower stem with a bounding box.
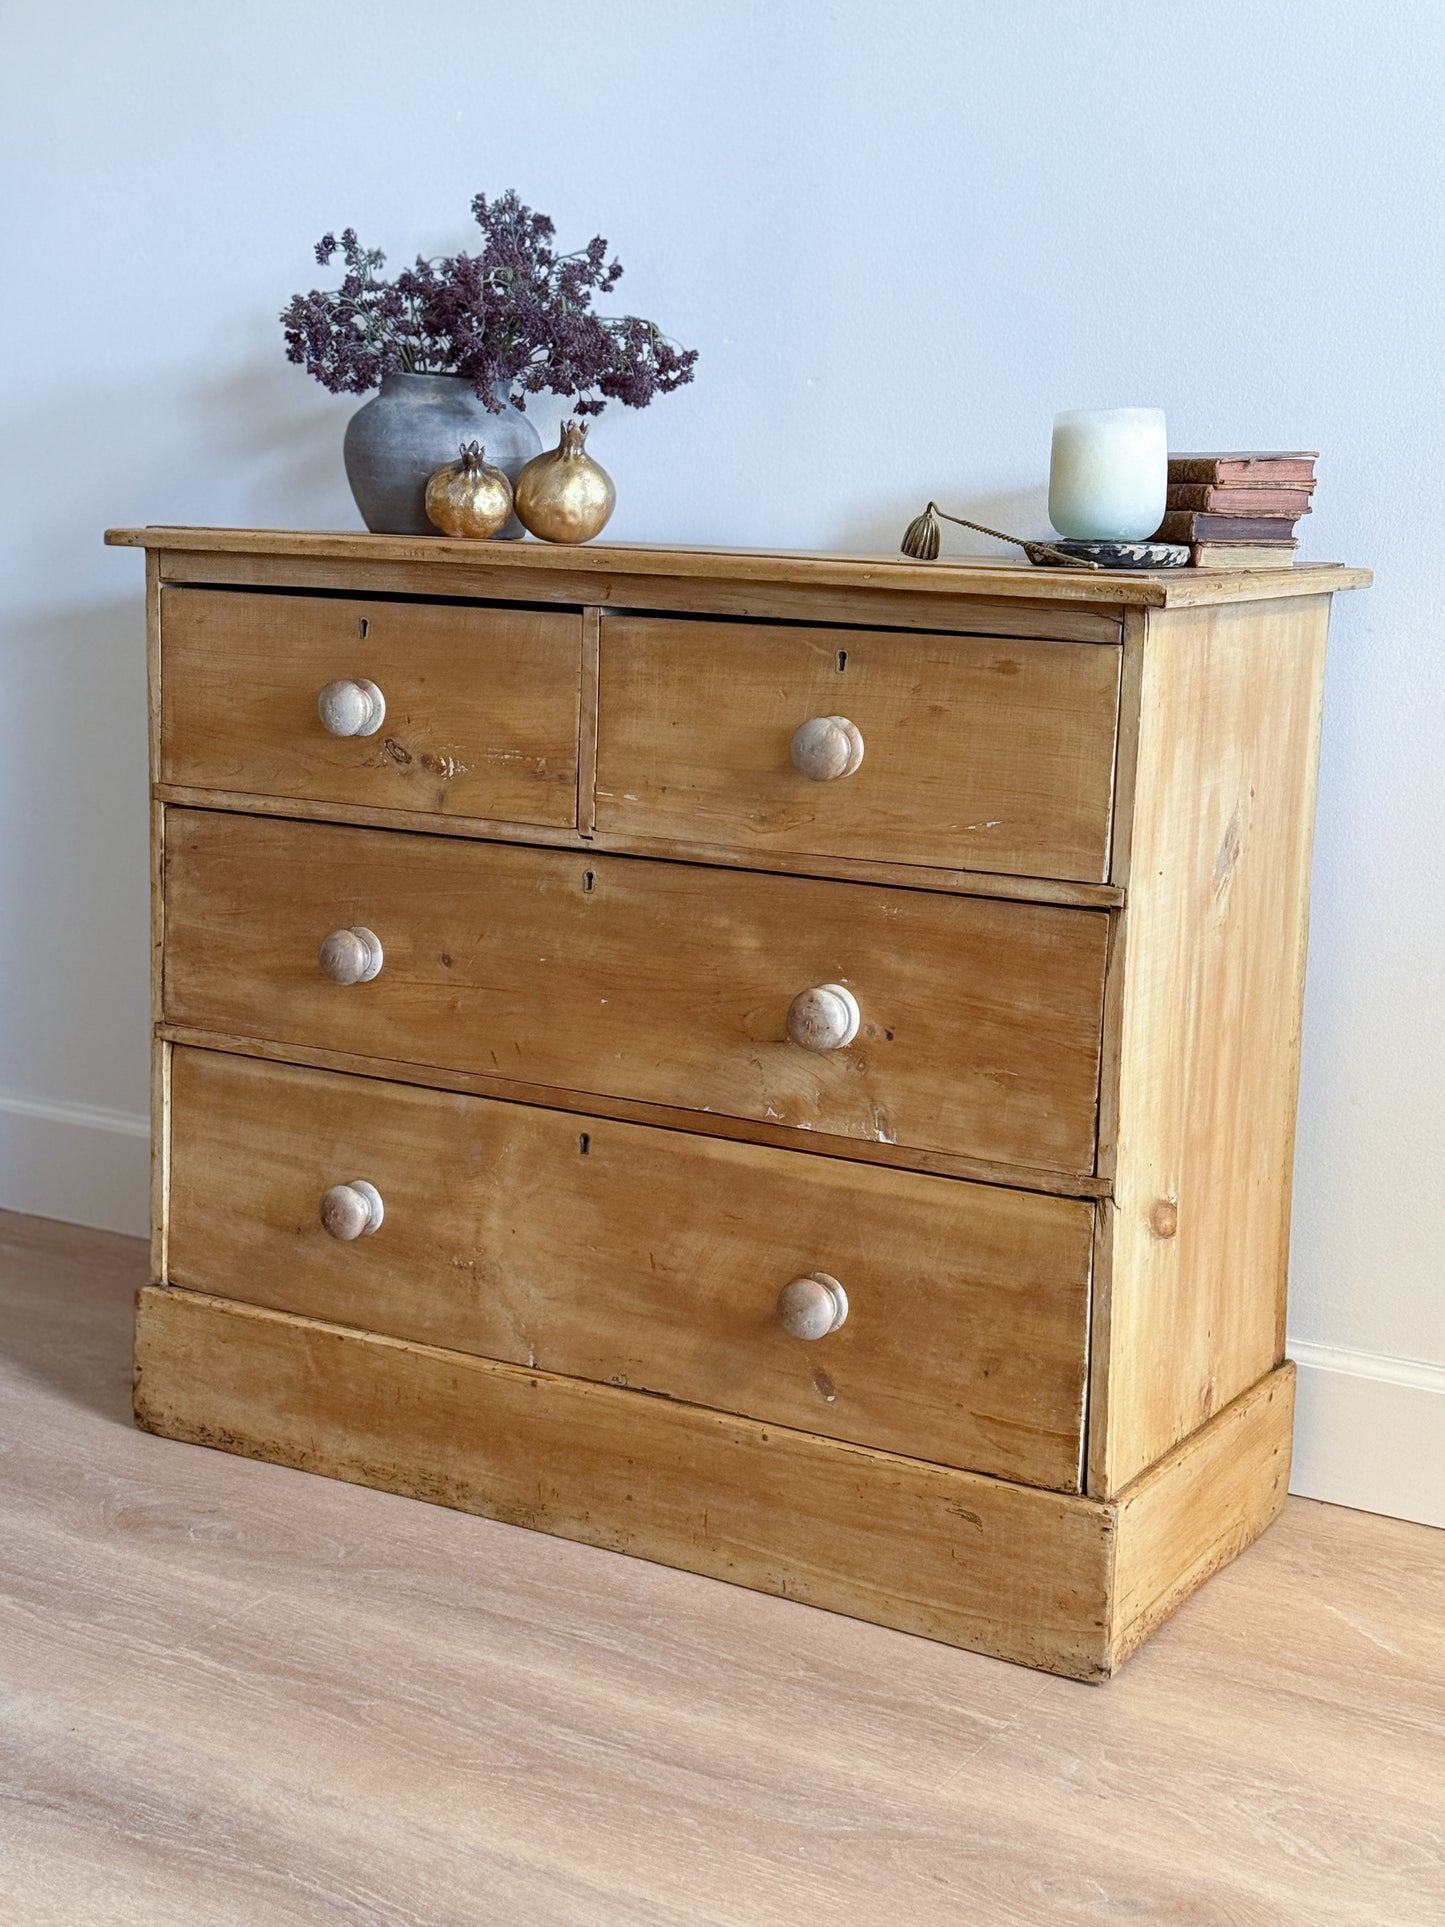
[282,190,698,414]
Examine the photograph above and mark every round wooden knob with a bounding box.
[790,716,864,781]
[786,983,860,1052]
[778,1272,849,1340]
[318,927,384,985]
[318,678,386,737]
[319,1180,384,1240]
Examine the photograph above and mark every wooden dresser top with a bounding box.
[105,526,1371,611]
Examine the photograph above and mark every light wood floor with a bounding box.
[1,1209,1442,1927]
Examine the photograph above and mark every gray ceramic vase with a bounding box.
[343,372,541,538]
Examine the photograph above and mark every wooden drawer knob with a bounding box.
[319,1180,385,1240]
[786,983,860,1052]
[318,678,386,738]
[790,715,864,782]
[778,1271,849,1340]
[318,926,384,985]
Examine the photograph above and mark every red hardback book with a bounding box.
[1168,452,1318,485]
[1155,511,1301,542]
[1167,483,1314,515]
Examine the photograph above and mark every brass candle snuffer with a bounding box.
[900,502,1103,570]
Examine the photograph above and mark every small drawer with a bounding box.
[162,809,1109,1176]
[594,616,1121,881]
[166,1048,1093,1489]
[159,588,581,828]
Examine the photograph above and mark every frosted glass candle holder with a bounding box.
[1049,407,1168,541]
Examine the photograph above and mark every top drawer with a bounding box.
[594,617,1121,881]
[160,589,581,828]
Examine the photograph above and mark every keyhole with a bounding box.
[578,1132,591,1156]
[358,617,369,638]
[582,870,595,894]
[836,649,848,672]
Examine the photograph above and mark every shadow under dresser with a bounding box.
[105,527,1369,1681]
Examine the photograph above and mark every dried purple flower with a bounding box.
[280,189,698,412]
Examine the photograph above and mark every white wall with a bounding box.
[2,0,1441,1524]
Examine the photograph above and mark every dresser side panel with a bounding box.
[1093,595,1330,1495]
[1108,1362,1295,1669]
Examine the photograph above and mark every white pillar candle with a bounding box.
[1048,407,1167,541]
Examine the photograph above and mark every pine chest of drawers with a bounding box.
[107,527,1368,1681]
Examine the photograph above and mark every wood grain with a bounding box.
[595,615,1120,882]
[160,587,582,828]
[1111,1362,1294,1668]
[155,1023,1114,1197]
[131,1287,1300,1682]
[165,1047,1094,1489]
[1092,596,1331,1494]
[133,1283,1118,1679]
[144,548,1130,641]
[151,783,1125,908]
[115,527,1372,1687]
[161,808,1111,1175]
[6,1208,1439,1927]
[577,604,601,836]
[104,524,1371,609]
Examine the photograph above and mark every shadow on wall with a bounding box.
[196,355,360,528]
[828,487,1054,563]
[7,352,360,578]
[0,599,151,1115]
[196,352,575,531]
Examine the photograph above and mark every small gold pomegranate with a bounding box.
[514,420,616,543]
[424,441,514,539]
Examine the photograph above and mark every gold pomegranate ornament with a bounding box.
[424,441,514,539]
[514,419,616,543]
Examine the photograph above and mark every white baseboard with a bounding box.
[0,1089,148,1238]
[1289,1339,1445,1530]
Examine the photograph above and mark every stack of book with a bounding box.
[1153,452,1317,568]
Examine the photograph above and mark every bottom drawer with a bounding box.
[165,1047,1093,1490]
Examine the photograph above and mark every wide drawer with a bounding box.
[159,588,581,827]
[163,810,1109,1175]
[166,1048,1093,1488]
[594,615,1121,880]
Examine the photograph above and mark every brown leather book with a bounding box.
[1156,511,1301,542]
[1168,452,1318,485]
[1190,541,1299,568]
[1167,483,1314,515]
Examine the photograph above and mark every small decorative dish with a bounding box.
[1043,538,1190,570]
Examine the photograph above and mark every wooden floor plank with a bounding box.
[1,1208,1441,1926]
